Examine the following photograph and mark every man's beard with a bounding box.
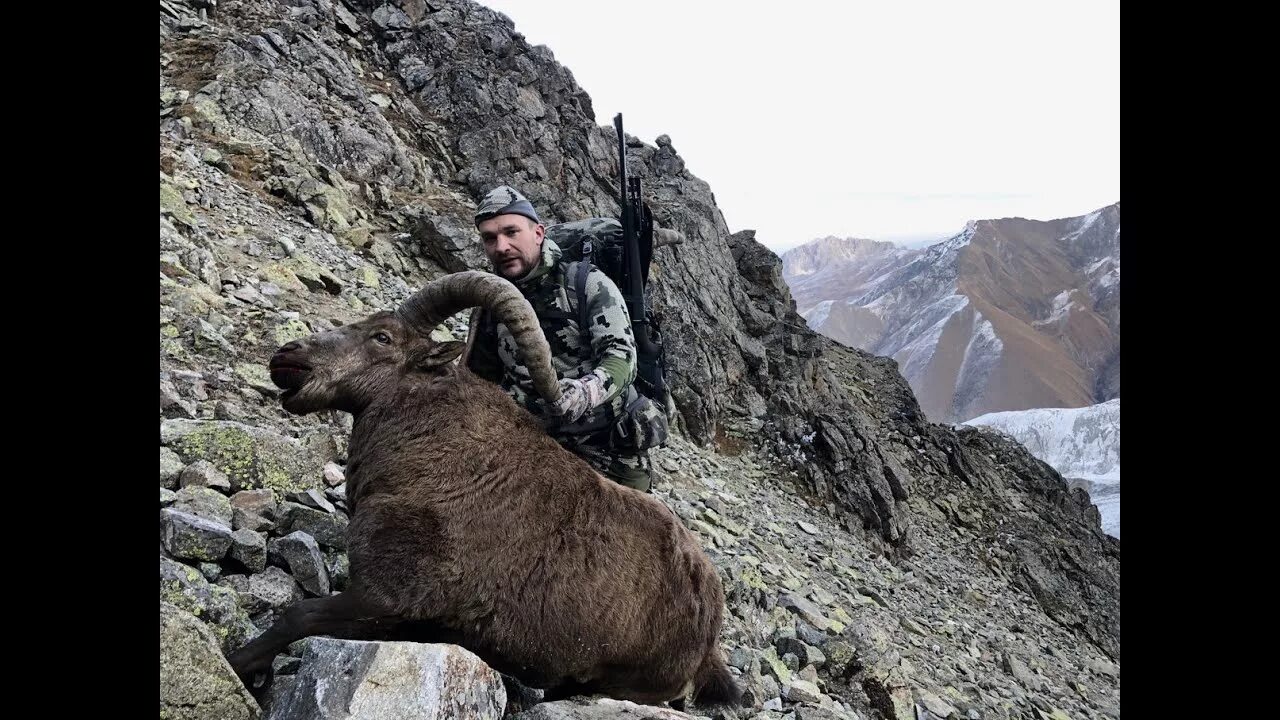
[493,254,531,279]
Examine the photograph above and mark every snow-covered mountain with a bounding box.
[965,399,1119,538]
[782,203,1120,423]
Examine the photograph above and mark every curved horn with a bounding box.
[395,271,561,402]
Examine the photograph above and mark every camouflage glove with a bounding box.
[611,394,670,451]
[548,375,606,424]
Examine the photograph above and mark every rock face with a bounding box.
[966,399,1121,538]
[160,1,1118,718]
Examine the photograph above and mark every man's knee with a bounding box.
[560,436,652,492]
[601,460,652,493]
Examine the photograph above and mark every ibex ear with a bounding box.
[409,340,465,372]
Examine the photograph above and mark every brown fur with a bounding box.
[229,311,741,708]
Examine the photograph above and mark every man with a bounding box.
[463,185,654,492]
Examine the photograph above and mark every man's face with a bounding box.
[478,214,544,279]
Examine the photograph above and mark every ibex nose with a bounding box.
[271,341,305,368]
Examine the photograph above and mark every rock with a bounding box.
[371,5,412,34]
[276,502,349,549]
[160,602,261,719]
[231,489,279,519]
[273,317,311,346]
[323,461,346,487]
[917,689,959,718]
[514,697,699,719]
[268,531,331,596]
[901,617,930,636]
[326,484,347,508]
[326,551,351,592]
[1004,654,1036,686]
[172,486,234,526]
[412,214,489,274]
[160,180,197,227]
[199,562,223,582]
[215,400,249,420]
[223,566,305,614]
[161,419,326,497]
[795,705,857,720]
[161,447,185,488]
[161,509,232,562]
[159,555,257,653]
[863,665,914,720]
[234,508,274,533]
[230,528,268,573]
[810,584,835,606]
[821,640,857,678]
[796,621,829,647]
[758,673,781,705]
[179,459,232,491]
[235,363,278,396]
[784,678,826,704]
[1086,657,1119,678]
[728,646,754,671]
[267,639,505,719]
[779,592,834,631]
[288,488,337,514]
[202,148,231,172]
[161,488,178,507]
[272,655,304,675]
[287,255,345,294]
[760,646,791,684]
[334,3,362,34]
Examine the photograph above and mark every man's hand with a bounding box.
[547,375,606,424]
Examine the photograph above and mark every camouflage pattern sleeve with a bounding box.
[581,268,637,404]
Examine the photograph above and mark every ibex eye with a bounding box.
[374,332,391,345]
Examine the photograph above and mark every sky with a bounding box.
[477,0,1119,254]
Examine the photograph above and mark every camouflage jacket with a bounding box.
[466,239,638,439]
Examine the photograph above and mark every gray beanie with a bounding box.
[474,185,540,227]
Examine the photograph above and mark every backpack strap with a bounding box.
[576,232,595,347]
[574,259,592,349]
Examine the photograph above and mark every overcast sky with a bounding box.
[478,0,1119,253]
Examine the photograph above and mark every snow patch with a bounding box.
[965,399,1120,537]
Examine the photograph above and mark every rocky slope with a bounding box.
[965,400,1120,538]
[159,1,1120,718]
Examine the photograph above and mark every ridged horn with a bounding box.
[396,271,560,402]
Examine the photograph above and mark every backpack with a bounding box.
[546,211,670,450]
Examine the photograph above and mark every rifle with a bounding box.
[613,113,666,400]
